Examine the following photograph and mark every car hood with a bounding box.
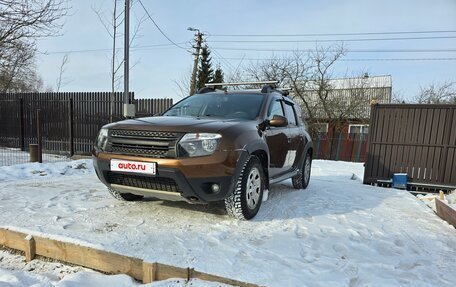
[105,116,256,133]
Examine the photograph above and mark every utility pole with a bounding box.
[188,27,204,95]
[123,0,135,118]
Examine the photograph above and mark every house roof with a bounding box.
[305,75,392,90]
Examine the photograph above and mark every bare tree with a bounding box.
[55,54,69,92]
[0,0,68,92]
[173,66,192,98]
[0,41,42,92]
[93,0,146,122]
[243,46,353,134]
[415,81,456,104]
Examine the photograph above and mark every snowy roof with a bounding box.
[305,75,392,90]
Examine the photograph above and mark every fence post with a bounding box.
[19,98,25,151]
[356,132,364,162]
[36,109,42,163]
[68,98,74,157]
[335,133,342,161]
[315,134,320,160]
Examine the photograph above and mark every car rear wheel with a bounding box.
[108,188,143,201]
[225,156,264,220]
[292,152,311,189]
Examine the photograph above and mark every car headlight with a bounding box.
[96,128,109,150]
[178,133,221,157]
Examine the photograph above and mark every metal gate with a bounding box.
[363,104,456,189]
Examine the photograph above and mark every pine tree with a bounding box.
[196,47,214,90]
[212,67,224,89]
[213,68,224,84]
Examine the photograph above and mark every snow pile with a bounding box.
[0,267,232,287]
[447,190,456,206]
[0,160,455,286]
[0,159,93,183]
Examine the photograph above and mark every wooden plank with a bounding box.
[153,263,188,281]
[193,270,261,287]
[0,228,28,251]
[435,198,456,228]
[24,235,36,262]
[0,228,260,286]
[142,262,158,283]
[33,236,144,280]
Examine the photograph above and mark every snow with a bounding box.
[1,159,456,286]
[0,148,68,167]
[0,267,231,287]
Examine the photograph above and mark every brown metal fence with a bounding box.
[313,133,368,162]
[0,93,173,164]
[363,104,456,189]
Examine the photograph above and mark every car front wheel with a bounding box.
[225,155,264,220]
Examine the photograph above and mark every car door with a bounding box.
[282,100,303,170]
[264,97,290,177]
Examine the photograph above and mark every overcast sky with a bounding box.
[36,0,456,101]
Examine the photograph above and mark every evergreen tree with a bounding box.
[196,47,214,90]
[212,67,224,89]
[213,68,224,84]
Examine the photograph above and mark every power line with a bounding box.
[40,46,456,56]
[39,43,188,55]
[211,49,236,73]
[212,56,456,62]
[209,30,456,37]
[340,57,456,61]
[137,0,189,51]
[210,47,456,53]
[207,35,456,43]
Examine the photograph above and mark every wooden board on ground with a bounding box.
[0,227,260,287]
[435,199,456,228]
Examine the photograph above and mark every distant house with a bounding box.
[294,74,392,136]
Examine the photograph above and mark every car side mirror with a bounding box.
[269,115,288,127]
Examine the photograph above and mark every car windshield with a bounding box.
[163,93,264,120]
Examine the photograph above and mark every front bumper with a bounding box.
[92,148,248,203]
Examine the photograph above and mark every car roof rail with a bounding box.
[275,87,292,97]
[205,80,278,89]
[261,84,276,93]
[196,87,216,94]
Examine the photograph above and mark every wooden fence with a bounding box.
[0,92,173,155]
[363,104,456,189]
[313,132,368,162]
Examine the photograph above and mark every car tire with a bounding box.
[292,152,311,189]
[225,155,264,220]
[108,188,143,201]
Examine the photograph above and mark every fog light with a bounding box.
[211,183,220,193]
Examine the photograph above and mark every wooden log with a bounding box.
[24,235,36,262]
[436,198,456,228]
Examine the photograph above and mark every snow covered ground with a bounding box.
[1,159,455,286]
[0,147,69,167]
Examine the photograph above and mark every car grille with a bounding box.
[107,172,181,193]
[108,130,182,158]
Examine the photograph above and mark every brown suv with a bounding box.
[92,83,313,220]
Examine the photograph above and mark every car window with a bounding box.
[267,99,285,120]
[283,102,297,126]
[163,93,264,120]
